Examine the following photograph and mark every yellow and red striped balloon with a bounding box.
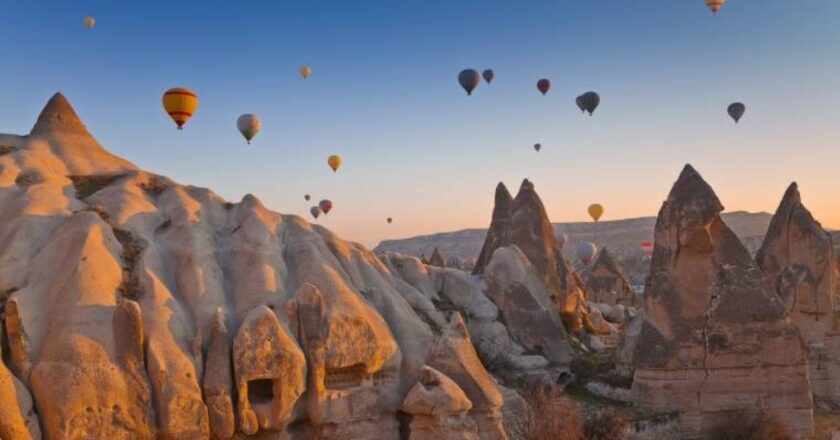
[162,87,198,130]
[704,0,725,13]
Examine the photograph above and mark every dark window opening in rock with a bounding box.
[325,363,366,390]
[248,379,275,404]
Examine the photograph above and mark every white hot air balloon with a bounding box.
[237,114,261,144]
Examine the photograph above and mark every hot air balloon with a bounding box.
[588,204,604,222]
[458,69,480,95]
[319,199,333,215]
[727,102,746,123]
[162,88,198,130]
[482,69,495,84]
[387,217,393,224]
[704,0,725,14]
[304,194,311,201]
[84,16,96,29]
[327,155,342,172]
[580,91,600,115]
[556,233,568,250]
[577,242,598,266]
[300,66,311,79]
[236,114,261,144]
[537,79,551,96]
[641,241,654,257]
[575,96,585,113]
[533,143,541,152]
[310,206,321,219]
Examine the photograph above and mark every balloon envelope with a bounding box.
[588,204,604,222]
[300,66,311,78]
[482,69,494,84]
[304,194,311,201]
[704,0,725,13]
[577,242,598,266]
[162,88,198,130]
[556,233,568,250]
[458,69,480,95]
[537,79,551,96]
[575,96,585,113]
[236,114,261,144]
[387,217,393,224]
[327,155,342,172]
[727,102,746,123]
[580,91,600,115]
[641,241,654,256]
[319,199,333,215]
[533,143,541,152]
[310,206,321,219]
[84,16,96,29]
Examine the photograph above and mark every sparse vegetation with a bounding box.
[69,174,125,199]
[711,411,792,440]
[511,385,584,440]
[584,409,630,440]
[113,228,144,300]
[0,145,17,155]
[139,175,169,199]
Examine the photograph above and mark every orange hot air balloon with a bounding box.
[704,0,725,13]
[327,155,342,172]
[162,88,198,130]
[588,203,604,222]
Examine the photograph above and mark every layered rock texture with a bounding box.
[756,183,840,408]
[0,94,521,439]
[631,165,814,438]
[585,247,640,307]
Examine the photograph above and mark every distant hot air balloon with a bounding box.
[727,102,746,123]
[162,88,198,130]
[304,194,311,201]
[319,199,333,215]
[482,69,495,84]
[458,69,480,95]
[310,206,322,219]
[537,79,551,96]
[641,241,654,257]
[327,155,342,172]
[300,66,312,79]
[387,217,393,224]
[580,91,600,115]
[556,233,568,250]
[84,16,96,29]
[704,0,725,14]
[575,95,585,113]
[533,143,541,152]
[588,204,604,222]
[236,114,261,144]
[577,242,598,266]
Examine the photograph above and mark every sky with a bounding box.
[0,1,838,247]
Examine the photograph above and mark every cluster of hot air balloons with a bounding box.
[575,92,601,116]
[457,69,495,95]
[306,155,345,220]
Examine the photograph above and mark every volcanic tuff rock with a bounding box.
[585,247,640,307]
[756,182,840,408]
[401,366,479,440]
[630,165,814,438]
[0,94,526,439]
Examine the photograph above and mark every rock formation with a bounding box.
[429,247,446,267]
[0,94,526,439]
[756,182,840,408]
[474,183,513,275]
[401,366,479,440]
[631,165,814,438]
[585,247,640,307]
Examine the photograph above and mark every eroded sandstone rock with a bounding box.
[402,366,479,440]
[631,165,814,438]
[585,247,640,307]
[756,182,840,408]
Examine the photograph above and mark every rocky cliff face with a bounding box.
[585,247,640,308]
[631,165,814,438]
[756,183,840,409]
[0,94,518,440]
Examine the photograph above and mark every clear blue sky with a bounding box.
[1,1,838,247]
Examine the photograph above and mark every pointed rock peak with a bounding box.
[494,182,512,205]
[429,247,445,267]
[666,164,723,216]
[30,92,91,137]
[519,178,534,192]
[781,182,801,205]
[593,247,624,275]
